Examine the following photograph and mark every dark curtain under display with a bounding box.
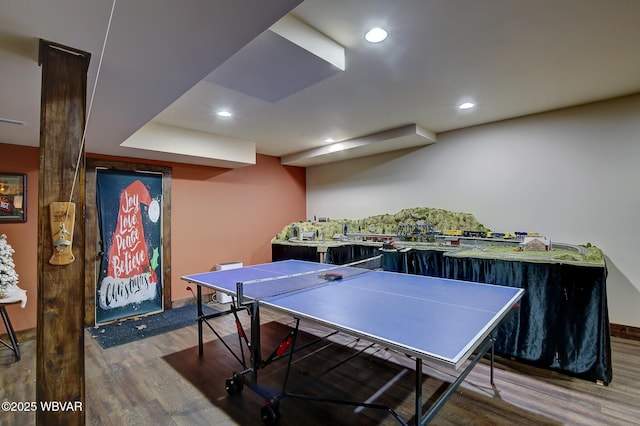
[410,249,445,277]
[272,243,320,262]
[442,255,611,384]
[379,250,410,273]
[325,245,380,265]
[272,243,612,384]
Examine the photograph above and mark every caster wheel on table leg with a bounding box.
[225,378,244,395]
[260,403,281,425]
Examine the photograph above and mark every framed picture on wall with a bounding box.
[0,173,27,223]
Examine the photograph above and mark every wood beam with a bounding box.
[37,39,90,425]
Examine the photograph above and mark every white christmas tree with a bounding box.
[0,233,19,299]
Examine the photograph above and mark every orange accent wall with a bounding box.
[0,143,39,333]
[0,143,306,331]
[170,156,306,301]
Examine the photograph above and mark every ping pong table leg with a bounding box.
[197,285,204,356]
[415,358,422,425]
[490,336,495,385]
[420,336,493,425]
[249,301,262,384]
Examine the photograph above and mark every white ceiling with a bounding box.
[2,0,640,167]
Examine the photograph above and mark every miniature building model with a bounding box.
[522,236,550,251]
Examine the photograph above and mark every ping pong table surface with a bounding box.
[182,259,523,425]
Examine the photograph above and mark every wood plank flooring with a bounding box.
[1,305,639,425]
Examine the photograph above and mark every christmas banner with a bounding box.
[96,169,163,324]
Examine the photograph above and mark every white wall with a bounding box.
[306,93,640,327]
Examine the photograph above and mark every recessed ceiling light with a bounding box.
[328,143,345,153]
[458,102,475,110]
[216,110,233,118]
[324,138,336,143]
[365,27,388,43]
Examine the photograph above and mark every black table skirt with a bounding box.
[272,244,612,384]
[442,255,611,384]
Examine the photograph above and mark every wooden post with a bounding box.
[37,39,90,425]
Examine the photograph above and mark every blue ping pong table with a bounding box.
[182,259,523,425]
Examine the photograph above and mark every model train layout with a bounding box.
[272,207,604,266]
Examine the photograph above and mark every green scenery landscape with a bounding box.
[272,207,604,266]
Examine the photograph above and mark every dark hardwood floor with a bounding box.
[1,306,639,425]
